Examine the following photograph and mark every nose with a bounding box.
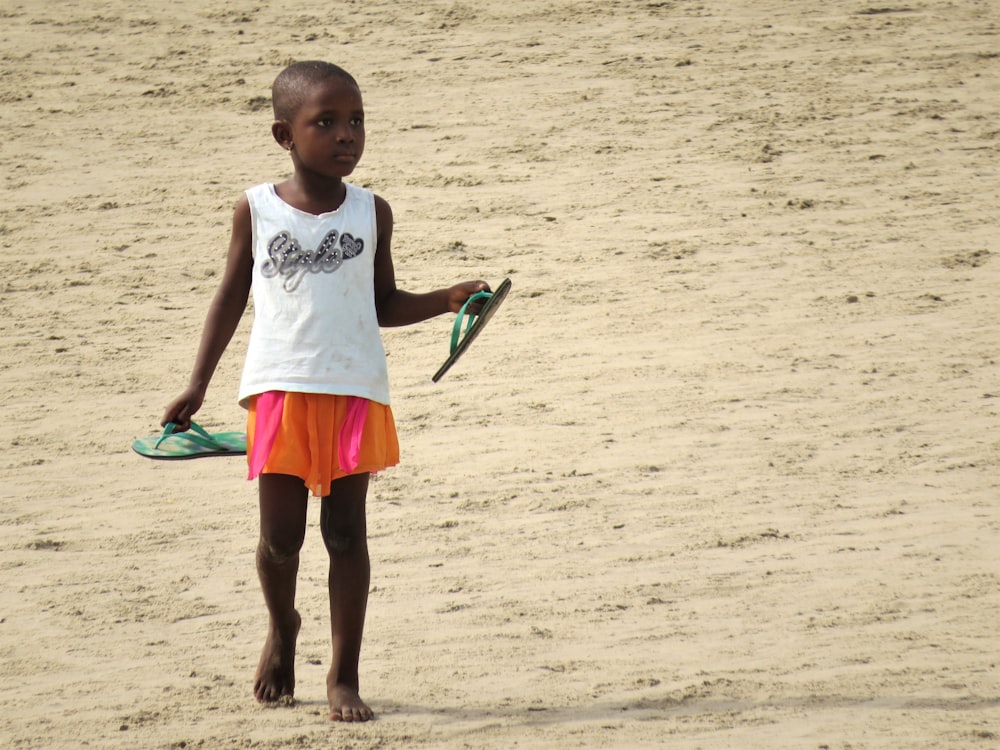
[335,121,354,142]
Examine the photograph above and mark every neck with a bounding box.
[277,174,347,215]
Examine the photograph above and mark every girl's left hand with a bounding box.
[446,280,491,314]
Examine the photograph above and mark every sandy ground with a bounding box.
[1,0,999,747]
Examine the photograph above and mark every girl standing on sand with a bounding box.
[162,60,489,722]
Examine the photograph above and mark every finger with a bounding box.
[163,405,191,430]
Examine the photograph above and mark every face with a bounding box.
[287,77,366,178]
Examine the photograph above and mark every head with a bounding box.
[271,61,360,122]
[270,61,366,178]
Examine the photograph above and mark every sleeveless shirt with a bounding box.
[237,183,390,407]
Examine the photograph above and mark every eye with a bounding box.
[350,116,364,127]
[317,117,333,127]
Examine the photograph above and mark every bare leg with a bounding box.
[253,473,308,703]
[321,472,374,722]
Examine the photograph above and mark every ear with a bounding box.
[271,120,293,150]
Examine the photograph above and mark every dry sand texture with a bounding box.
[1,0,999,748]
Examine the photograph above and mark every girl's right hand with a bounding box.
[161,387,205,431]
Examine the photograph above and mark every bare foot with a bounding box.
[327,679,374,722]
[253,610,301,703]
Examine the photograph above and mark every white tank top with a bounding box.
[237,183,390,407]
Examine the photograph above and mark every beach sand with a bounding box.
[1,1,998,747]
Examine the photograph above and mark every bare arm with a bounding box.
[372,195,488,327]
[161,196,254,429]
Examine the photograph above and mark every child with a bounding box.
[162,60,489,722]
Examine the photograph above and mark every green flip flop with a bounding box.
[132,421,247,460]
[432,278,512,382]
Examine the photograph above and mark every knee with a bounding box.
[320,480,368,556]
[258,531,304,564]
[321,522,363,556]
[320,507,366,555]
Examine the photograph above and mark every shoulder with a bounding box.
[240,183,274,218]
[372,193,393,238]
[233,191,252,218]
[229,192,253,240]
[343,183,391,237]
[372,192,392,220]
[346,183,388,209]
[233,191,251,217]
[244,182,274,202]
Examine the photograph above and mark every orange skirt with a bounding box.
[246,392,399,497]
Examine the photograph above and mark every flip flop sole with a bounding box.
[132,430,247,460]
[433,278,511,382]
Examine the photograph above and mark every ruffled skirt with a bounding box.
[246,391,399,497]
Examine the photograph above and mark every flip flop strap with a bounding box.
[155,421,225,451]
[450,291,493,354]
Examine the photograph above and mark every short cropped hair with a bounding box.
[271,61,360,121]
